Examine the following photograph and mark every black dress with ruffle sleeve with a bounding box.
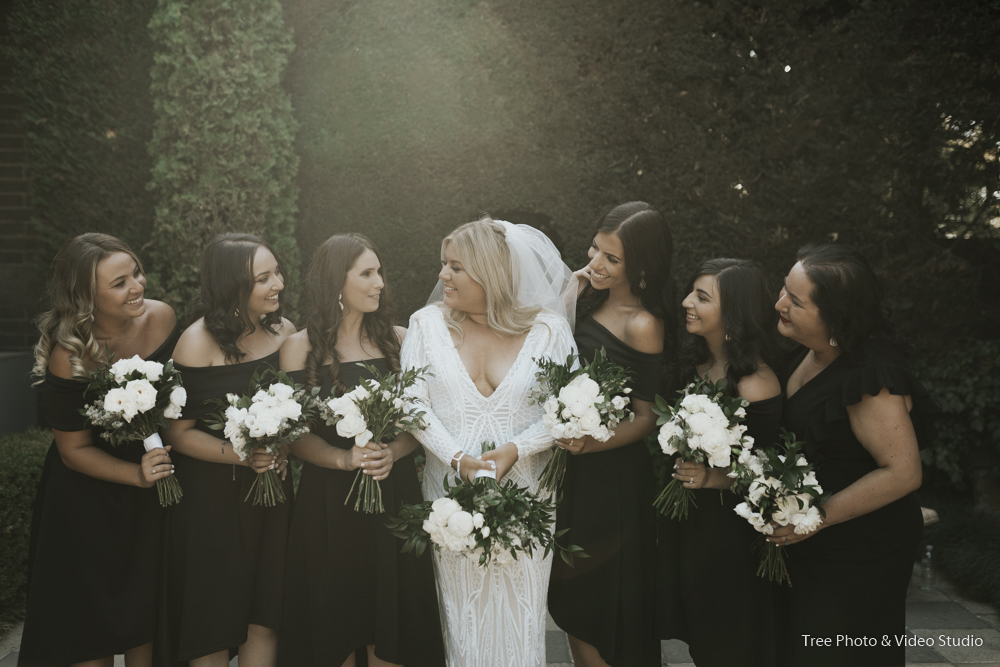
[19,325,180,667]
[156,351,293,665]
[776,340,936,667]
[548,315,663,667]
[278,359,445,666]
[655,392,783,667]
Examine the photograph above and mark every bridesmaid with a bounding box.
[548,202,676,667]
[771,244,933,667]
[160,233,295,667]
[277,234,445,667]
[20,233,178,667]
[655,258,784,667]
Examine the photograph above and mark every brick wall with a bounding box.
[0,2,40,352]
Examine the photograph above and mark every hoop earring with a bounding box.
[338,294,344,311]
[829,337,838,347]
[725,334,731,342]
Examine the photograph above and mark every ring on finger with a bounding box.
[784,537,791,545]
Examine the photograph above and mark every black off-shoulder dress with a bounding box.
[548,316,663,667]
[19,325,180,667]
[278,359,445,666]
[157,351,293,665]
[777,341,936,667]
[655,392,783,667]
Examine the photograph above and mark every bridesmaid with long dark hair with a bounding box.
[548,202,677,667]
[20,233,178,667]
[655,258,784,667]
[160,233,295,667]
[277,234,444,667]
[770,244,933,667]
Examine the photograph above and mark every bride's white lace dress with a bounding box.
[400,305,577,667]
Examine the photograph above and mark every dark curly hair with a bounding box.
[680,258,785,397]
[577,201,679,390]
[303,234,401,391]
[795,243,900,360]
[194,233,286,364]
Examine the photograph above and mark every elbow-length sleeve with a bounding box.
[509,313,579,458]
[400,310,463,467]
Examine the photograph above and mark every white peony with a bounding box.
[558,385,583,409]
[792,505,823,534]
[104,387,138,421]
[430,497,461,525]
[445,511,475,539]
[686,412,715,435]
[125,379,157,412]
[576,376,601,401]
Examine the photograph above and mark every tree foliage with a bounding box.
[147,0,300,322]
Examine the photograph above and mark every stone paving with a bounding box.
[2,566,997,666]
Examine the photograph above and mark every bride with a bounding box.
[400,216,577,666]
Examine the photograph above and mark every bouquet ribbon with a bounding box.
[142,433,164,452]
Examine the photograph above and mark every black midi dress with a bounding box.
[655,392,783,667]
[776,340,936,667]
[157,351,293,665]
[19,325,180,667]
[548,315,663,667]
[278,359,445,666]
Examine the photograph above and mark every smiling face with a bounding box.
[342,248,384,314]
[775,261,829,346]
[94,252,147,321]
[586,231,629,292]
[246,246,284,320]
[682,273,723,339]
[439,241,487,315]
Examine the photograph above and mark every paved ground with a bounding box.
[2,566,997,666]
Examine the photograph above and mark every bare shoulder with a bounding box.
[624,309,664,354]
[279,329,310,372]
[173,319,219,367]
[144,299,177,329]
[737,364,781,403]
[276,316,297,340]
[394,325,408,345]
[48,344,83,379]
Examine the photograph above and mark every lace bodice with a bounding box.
[400,304,577,667]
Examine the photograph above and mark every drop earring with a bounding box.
[233,308,240,318]
[725,334,731,342]
[638,271,647,290]
[829,337,838,347]
[338,294,344,311]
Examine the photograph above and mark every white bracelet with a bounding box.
[453,451,466,480]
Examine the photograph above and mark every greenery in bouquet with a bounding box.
[651,375,753,520]
[729,429,827,586]
[530,347,634,492]
[319,363,431,514]
[206,366,320,507]
[79,354,187,506]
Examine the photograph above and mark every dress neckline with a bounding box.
[582,315,663,358]
[431,307,541,400]
[785,345,842,401]
[175,348,280,370]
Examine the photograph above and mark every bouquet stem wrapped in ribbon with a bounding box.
[530,348,634,492]
[206,367,319,507]
[652,376,754,520]
[320,363,431,514]
[386,442,587,567]
[80,354,187,507]
[729,429,826,586]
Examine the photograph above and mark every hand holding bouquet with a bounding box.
[530,347,634,492]
[729,429,826,585]
[652,376,754,520]
[80,354,187,506]
[319,363,430,514]
[206,367,318,507]
[387,442,587,567]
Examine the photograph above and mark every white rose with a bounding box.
[226,393,240,404]
[748,453,766,476]
[278,399,302,421]
[248,420,267,438]
[561,406,575,420]
[125,379,157,412]
[381,390,392,401]
[686,412,715,436]
[269,383,294,401]
[169,386,187,409]
[542,411,559,429]
[558,385,583,408]
[110,358,133,382]
[792,505,823,534]
[576,376,601,400]
[104,387,138,421]
[803,471,819,487]
[336,412,367,438]
[680,393,706,413]
[737,447,754,466]
[611,395,628,411]
[350,384,371,401]
[393,397,404,410]
[562,421,583,439]
[593,424,611,442]
[748,480,768,505]
[549,423,566,439]
[570,396,592,418]
[480,526,490,538]
[430,497,461,523]
[543,397,559,414]
[164,403,182,419]
[445,511,475,539]
[472,512,484,529]
[578,408,602,433]
[657,423,679,455]
[354,429,373,448]
[261,412,284,437]
[734,406,747,418]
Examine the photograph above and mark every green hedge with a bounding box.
[147,0,301,323]
[923,503,1000,611]
[0,427,49,630]
[8,0,157,271]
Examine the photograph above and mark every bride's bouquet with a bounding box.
[318,363,430,514]
[729,430,826,586]
[206,368,318,507]
[530,348,634,492]
[79,355,187,506]
[652,376,754,520]
[387,442,587,568]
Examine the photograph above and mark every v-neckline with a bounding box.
[434,308,538,400]
[785,346,841,400]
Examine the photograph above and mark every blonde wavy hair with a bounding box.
[32,233,144,383]
[439,216,539,343]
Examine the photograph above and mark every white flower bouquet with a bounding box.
[387,442,587,568]
[79,355,187,506]
[729,429,826,585]
[206,368,319,507]
[318,363,430,514]
[530,347,634,492]
[652,376,754,520]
